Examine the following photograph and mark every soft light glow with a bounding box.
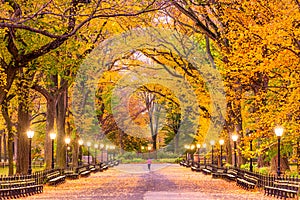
[141,146,145,150]
[65,137,71,144]
[27,130,34,139]
[232,134,238,142]
[78,139,84,146]
[219,139,225,145]
[50,132,56,140]
[94,144,99,148]
[202,143,207,148]
[196,144,201,149]
[275,126,284,137]
[87,141,91,147]
[147,146,152,151]
[190,144,195,150]
[210,140,215,146]
[100,143,104,149]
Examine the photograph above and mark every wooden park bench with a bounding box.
[222,169,238,182]
[114,160,120,166]
[0,179,43,198]
[201,165,213,175]
[64,169,79,180]
[76,166,91,177]
[181,160,188,167]
[100,162,108,171]
[179,160,185,166]
[45,170,66,186]
[191,162,200,172]
[89,165,97,173]
[264,180,300,199]
[236,173,258,190]
[108,161,115,168]
[212,167,226,179]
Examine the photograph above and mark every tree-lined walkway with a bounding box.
[22,164,275,199]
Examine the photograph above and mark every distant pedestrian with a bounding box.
[147,158,152,171]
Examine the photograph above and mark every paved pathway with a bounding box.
[23,164,276,199]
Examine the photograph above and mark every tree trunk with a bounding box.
[174,131,179,154]
[271,154,290,174]
[16,102,30,174]
[56,85,67,169]
[66,110,78,168]
[8,138,14,175]
[3,134,7,162]
[72,134,79,168]
[0,67,17,105]
[2,100,16,175]
[0,134,2,162]
[45,98,55,169]
[226,138,232,165]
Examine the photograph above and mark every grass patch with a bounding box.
[0,166,45,176]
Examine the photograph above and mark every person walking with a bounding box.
[147,158,152,171]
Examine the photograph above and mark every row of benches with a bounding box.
[0,184,43,198]
[64,162,110,181]
[0,178,43,198]
[264,180,299,199]
[0,161,115,199]
[183,161,300,199]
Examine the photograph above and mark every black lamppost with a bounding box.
[100,143,104,162]
[78,139,83,166]
[196,144,201,163]
[203,143,207,165]
[111,145,116,160]
[94,144,99,165]
[210,140,215,165]
[247,130,254,172]
[87,141,91,165]
[190,144,195,162]
[249,138,253,172]
[219,139,224,167]
[105,145,109,161]
[50,132,56,169]
[27,130,34,175]
[65,137,71,168]
[275,126,284,176]
[184,145,189,161]
[232,134,238,168]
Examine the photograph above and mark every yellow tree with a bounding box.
[220,0,300,169]
[166,0,299,169]
[0,0,165,173]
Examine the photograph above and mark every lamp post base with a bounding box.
[277,169,281,177]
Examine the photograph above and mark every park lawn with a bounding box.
[0,166,45,176]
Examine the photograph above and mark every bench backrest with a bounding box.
[0,179,36,189]
[274,181,300,191]
[244,174,258,184]
[227,169,238,175]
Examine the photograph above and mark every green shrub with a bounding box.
[154,158,177,163]
[118,151,138,160]
[121,158,144,163]
[156,151,179,159]
[257,167,270,175]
